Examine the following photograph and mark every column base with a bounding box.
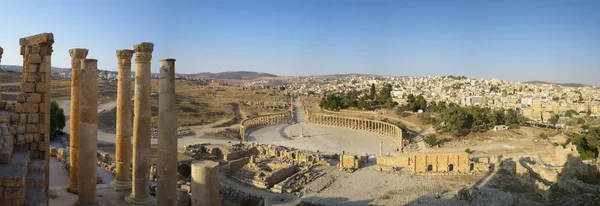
[125,195,155,206]
[110,179,132,191]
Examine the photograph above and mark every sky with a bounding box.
[1,0,599,85]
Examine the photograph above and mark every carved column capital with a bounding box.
[0,46,3,59]
[133,42,154,63]
[69,48,89,59]
[117,49,134,60]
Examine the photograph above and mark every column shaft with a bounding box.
[112,49,134,190]
[126,42,155,205]
[68,48,88,194]
[77,59,98,205]
[191,160,220,206]
[157,59,178,206]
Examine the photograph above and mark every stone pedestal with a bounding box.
[111,49,134,191]
[157,59,177,206]
[77,59,98,206]
[191,160,220,206]
[126,42,155,205]
[68,48,89,194]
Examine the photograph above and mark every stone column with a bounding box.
[111,49,134,191]
[77,59,98,206]
[380,141,383,156]
[126,42,155,205]
[157,59,177,206]
[177,188,189,206]
[68,48,88,194]
[191,160,220,206]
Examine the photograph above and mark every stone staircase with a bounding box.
[0,150,30,205]
[25,159,46,205]
[0,149,47,206]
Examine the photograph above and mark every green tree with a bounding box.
[586,127,600,155]
[358,95,370,110]
[369,83,377,100]
[425,134,438,147]
[50,100,66,135]
[539,133,548,139]
[549,114,560,125]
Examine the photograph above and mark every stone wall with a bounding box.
[0,33,53,206]
[307,113,403,150]
[228,157,250,173]
[239,112,291,140]
[376,152,479,175]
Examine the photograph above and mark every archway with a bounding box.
[448,164,454,172]
[470,163,474,171]
[427,165,433,172]
[177,163,191,178]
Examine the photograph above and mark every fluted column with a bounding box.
[157,59,177,206]
[126,42,155,205]
[112,49,134,191]
[77,59,98,206]
[68,48,88,194]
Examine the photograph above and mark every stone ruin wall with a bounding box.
[0,33,53,206]
[500,155,600,201]
[376,152,487,175]
[239,112,292,140]
[307,113,403,150]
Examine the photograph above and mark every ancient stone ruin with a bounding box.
[0,33,54,206]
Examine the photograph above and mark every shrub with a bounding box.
[539,133,548,139]
[464,148,473,154]
[425,134,437,147]
[50,100,66,136]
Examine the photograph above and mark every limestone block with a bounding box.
[33,133,41,142]
[22,83,36,92]
[38,103,47,113]
[8,125,16,136]
[28,114,39,124]
[27,63,39,72]
[19,113,27,124]
[0,124,8,136]
[22,103,39,113]
[39,62,50,73]
[40,72,48,83]
[0,111,10,123]
[25,73,39,83]
[26,93,41,103]
[39,124,48,133]
[16,135,25,145]
[25,124,38,133]
[16,94,25,103]
[10,113,20,123]
[39,142,46,151]
[28,54,42,64]
[35,83,47,92]
[24,134,33,143]
[16,125,25,134]
[29,142,38,150]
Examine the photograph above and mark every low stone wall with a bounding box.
[239,112,291,141]
[220,185,265,206]
[228,157,250,173]
[307,113,402,150]
[376,153,488,175]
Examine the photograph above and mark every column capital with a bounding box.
[69,48,89,59]
[134,42,154,63]
[0,46,3,59]
[116,49,134,60]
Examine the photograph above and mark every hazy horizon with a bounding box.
[1,0,599,85]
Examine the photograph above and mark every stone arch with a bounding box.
[448,164,454,172]
[427,164,433,172]
[291,153,296,160]
[307,155,314,162]
[470,163,474,171]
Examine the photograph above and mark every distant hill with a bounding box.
[524,80,587,87]
[181,71,278,80]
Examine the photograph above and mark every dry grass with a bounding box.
[98,146,193,163]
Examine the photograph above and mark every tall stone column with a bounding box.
[77,59,98,206]
[126,42,155,205]
[191,160,220,206]
[157,59,177,206]
[112,49,134,191]
[68,48,88,194]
